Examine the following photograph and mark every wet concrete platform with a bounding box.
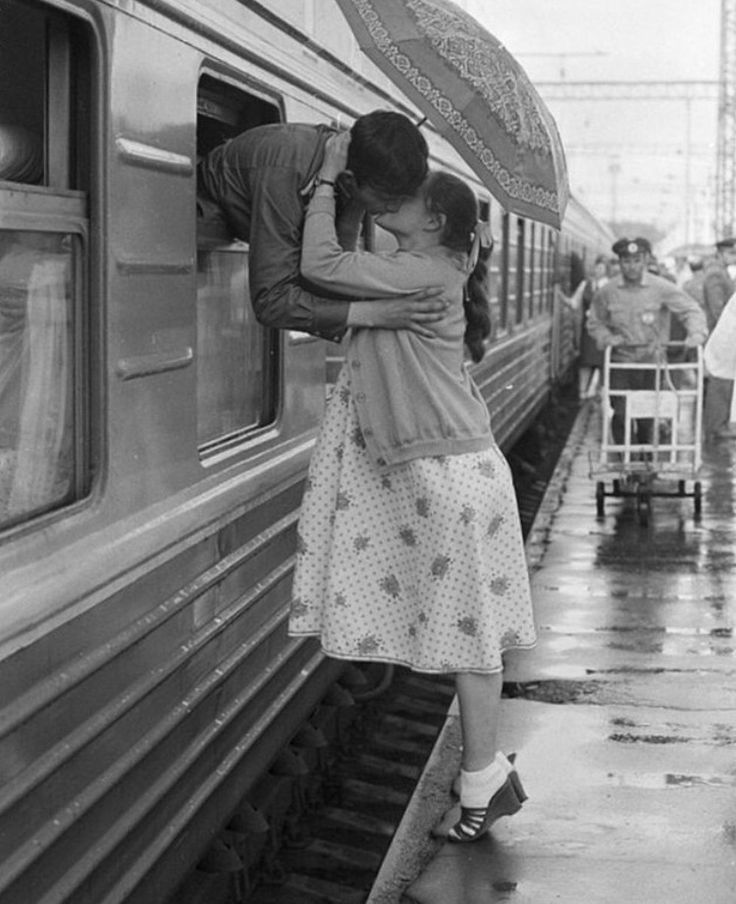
[367,402,736,904]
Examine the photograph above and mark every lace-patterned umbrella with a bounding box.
[335,0,569,229]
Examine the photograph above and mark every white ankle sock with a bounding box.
[460,759,508,807]
[494,751,513,774]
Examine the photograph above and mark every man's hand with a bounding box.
[321,132,351,181]
[347,288,448,337]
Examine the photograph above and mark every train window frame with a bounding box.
[545,229,556,312]
[515,218,525,326]
[474,196,493,348]
[195,70,284,460]
[0,0,93,532]
[528,221,536,320]
[499,213,511,331]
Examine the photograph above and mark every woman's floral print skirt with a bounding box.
[288,366,536,674]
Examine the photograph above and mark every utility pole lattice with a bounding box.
[716,0,736,237]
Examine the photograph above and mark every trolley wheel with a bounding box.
[694,480,702,519]
[596,481,606,517]
[636,485,650,526]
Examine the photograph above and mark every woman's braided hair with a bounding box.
[424,171,492,363]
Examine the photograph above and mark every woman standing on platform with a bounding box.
[288,133,536,842]
[577,254,609,399]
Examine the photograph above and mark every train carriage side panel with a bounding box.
[0,2,618,902]
[0,3,348,903]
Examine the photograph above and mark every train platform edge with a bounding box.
[367,401,736,904]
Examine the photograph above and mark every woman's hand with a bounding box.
[319,131,351,182]
[347,289,449,337]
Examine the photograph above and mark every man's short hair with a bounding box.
[348,111,429,197]
[612,236,652,258]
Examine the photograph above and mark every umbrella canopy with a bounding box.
[335,0,570,229]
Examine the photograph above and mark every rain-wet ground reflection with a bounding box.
[403,408,736,903]
[605,771,736,788]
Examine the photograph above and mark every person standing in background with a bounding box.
[702,238,736,332]
[683,257,706,310]
[576,254,609,399]
[702,238,736,440]
[703,289,736,440]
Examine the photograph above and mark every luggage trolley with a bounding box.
[591,343,704,525]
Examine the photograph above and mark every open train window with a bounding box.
[196,75,281,455]
[0,0,91,530]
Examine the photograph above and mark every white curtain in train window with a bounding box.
[0,281,24,511]
[8,258,71,516]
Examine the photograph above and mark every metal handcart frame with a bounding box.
[590,343,703,525]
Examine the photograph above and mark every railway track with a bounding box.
[245,669,455,904]
[170,387,579,904]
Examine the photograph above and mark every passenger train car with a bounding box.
[0,1,613,901]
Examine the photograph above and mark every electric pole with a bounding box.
[716,0,736,237]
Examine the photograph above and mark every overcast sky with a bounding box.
[463,0,723,246]
[466,0,720,82]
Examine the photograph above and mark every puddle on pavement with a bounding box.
[608,732,688,744]
[606,771,735,788]
[503,679,601,704]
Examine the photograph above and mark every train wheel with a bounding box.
[596,481,605,517]
[694,480,702,519]
[636,486,650,527]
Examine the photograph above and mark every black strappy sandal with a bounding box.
[447,764,527,843]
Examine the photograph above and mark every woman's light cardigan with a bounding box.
[301,190,493,471]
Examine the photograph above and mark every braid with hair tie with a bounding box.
[424,173,494,363]
[464,242,493,363]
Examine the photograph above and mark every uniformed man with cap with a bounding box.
[587,236,708,446]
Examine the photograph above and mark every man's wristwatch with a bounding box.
[314,175,336,189]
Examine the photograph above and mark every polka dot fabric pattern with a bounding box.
[289,366,536,674]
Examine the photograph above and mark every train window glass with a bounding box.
[535,227,543,315]
[0,0,89,190]
[476,198,499,337]
[528,222,536,319]
[537,227,546,315]
[536,225,541,317]
[552,235,560,308]
[515,219,525,325]
[196,76,281,454]
[543,230,554,312]
[499,213,510,331]
[0,1,91,530]
[0,232,80,527]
